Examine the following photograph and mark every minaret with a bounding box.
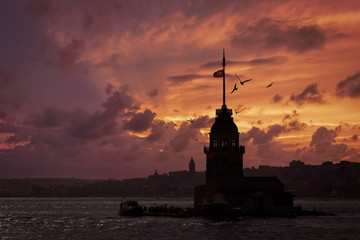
[189,157,195,174]
[204,50,245,192]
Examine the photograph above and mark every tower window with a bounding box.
[221,139,227,148]
[232,140,236,147]
[213,139,217,148]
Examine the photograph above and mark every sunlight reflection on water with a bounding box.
[0,198,359,240]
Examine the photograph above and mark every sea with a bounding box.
[1,198,359,240]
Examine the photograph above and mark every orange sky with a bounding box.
[0,0,360,179]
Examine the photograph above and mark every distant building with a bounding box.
[194,51,294,214]
[168,157,197,179]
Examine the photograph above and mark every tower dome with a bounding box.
[210,108,239,134]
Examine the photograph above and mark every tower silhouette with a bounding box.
[205,50,245,190]
[194,50,294,216]
[189,157,195,174]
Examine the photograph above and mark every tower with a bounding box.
[204,50,245,192]
[194,50,294,215]
[189,157,195,174]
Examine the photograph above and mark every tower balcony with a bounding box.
[216,108,232,116]
[204,145,245,153]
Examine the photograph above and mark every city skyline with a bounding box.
[1,0,360,179]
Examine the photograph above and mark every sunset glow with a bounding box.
[1,0,360,179]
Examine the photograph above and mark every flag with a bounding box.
[213,69,224,77]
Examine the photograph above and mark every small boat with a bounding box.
[118,200,143,216]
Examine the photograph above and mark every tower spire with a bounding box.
[222,48,226,109]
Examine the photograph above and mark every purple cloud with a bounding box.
[271,94,283,103]
[147,89,159,98]
[201,56,287,69]
[25,107,70,127]
[336,72,360,98]
[126,109,156,132]
[289,83,326,105]
[350,134,358,142]
[239,124,286,145]
[231,18,326,54]
[70,87,137,139]
[168,74,207,85]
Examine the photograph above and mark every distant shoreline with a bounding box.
[1,160,359,198]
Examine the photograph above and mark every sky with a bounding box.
[1,0,360,179]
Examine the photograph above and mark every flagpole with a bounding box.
[222,48,226,109]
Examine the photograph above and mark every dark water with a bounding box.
[1,198,359,240]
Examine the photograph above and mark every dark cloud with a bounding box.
[254,141,295,166]
[289,83,325,105]
[282,112,305,132]
[231,18,326,54]
[4,133,31,146]
[25,107,70,127]
[147,89,159,98]
[26,0,123,71]
[126,109,156,132]
[0,84,173,178]
[281,110,306,131]
[0,68,17,86]
[146,119,179,144]
[283,110,299,119]
[240,111,306,146]
[94,53,123,69]
[57,38,86,69]
[0,68,25,115]
[336,72,360,98]
[239,124,360,167]
[146,120,167,142]
[201,56,286,69]
[350,134,358,142]
[101,86,138,115]
[167,115,212,152]
[287,120,307,131]
[81,1,122,33]
[169,129,198,152]
[105,83,115,95]
[25,0,52,18]
[30,37,89,71]
[70,87,137,139]
[25,0,122,32]
[239,124,286,145]
[168,74,207,85]
[310,126,336,151]
[0,111,6,119]
[1,1,358,178]
[201,60,243,69]
[248,56,287,65]
[190,116,213,129]
[271,94,283,103]
[298,126,360,163]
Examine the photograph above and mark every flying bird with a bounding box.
[171,122,177,126]
[231,83,238,93]
[235,74,253,85]
[266,82,273,88]
[186,119,194,123]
